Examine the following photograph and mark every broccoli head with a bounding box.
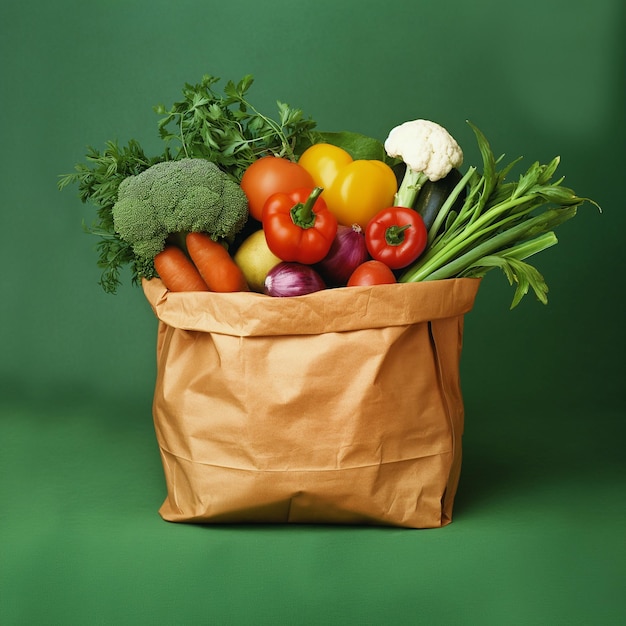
[112,158,249,271]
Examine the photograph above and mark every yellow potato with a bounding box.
[233,229,282,293]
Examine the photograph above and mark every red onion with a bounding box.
[316,223,369,286]
[264,262,326,297]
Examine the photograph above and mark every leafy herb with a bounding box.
[399,122,598,307]
[58,140,169,292]
[155,74,319,181]
[58,74,320,293]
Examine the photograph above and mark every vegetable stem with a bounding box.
[385,224,411,246]
[401,206,576,283]
[394,168,428,207]
[498,233,558,262]
[404,194,538,282]
[423,228,557,282]
[290,187,323,228]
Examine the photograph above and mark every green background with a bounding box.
[1,0,624,624]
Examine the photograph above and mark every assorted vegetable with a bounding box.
[240,156,315,221]
[298,143,353,189]
[185,232,249,293]
[264,262,326,297]
[298,144,398,229]
[411,168,465,230]
[112,158,248,279]
[365,207,427,270]
[261,187,338,265]
[347,260,397,287]
[233,229,282,292]
[397,122,593,306]
[60,72,597,306]
[153,246,209,293]
[315,223,368,286]
[57,74,318,293]
[386,119,464,208]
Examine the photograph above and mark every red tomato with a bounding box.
[365,206,428,269]
[347,260,397,287]
[241,156,315,221]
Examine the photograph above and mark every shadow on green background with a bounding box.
[1,0,624,624]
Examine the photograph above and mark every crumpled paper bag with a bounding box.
[143,277,480,528]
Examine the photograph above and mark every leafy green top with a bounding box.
[58,74,320,293]
[154,74,319,181]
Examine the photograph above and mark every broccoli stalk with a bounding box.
[111,158,249,283]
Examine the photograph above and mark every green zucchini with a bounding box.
[413,168,465,230]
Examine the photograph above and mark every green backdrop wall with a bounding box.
[1,1,624,624]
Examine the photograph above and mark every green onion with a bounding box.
[399,122,596,307]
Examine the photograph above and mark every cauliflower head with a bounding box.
[385,119,463,182]
[112,158,248,265]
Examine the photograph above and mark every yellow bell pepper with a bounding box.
[298,143,397,229]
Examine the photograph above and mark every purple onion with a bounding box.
[264,262,326,297]
[316,223,369,286]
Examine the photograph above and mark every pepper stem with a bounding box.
[385,223,411,246]
[290,187,324,229]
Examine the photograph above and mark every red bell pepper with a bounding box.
[365,207,428,269]
[262,187,338,265]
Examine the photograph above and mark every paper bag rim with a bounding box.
[143,277,481,336]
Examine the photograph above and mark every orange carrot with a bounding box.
[153,245,209,292]
[186,232,249,293]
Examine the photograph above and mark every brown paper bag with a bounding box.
[143,277,480,528]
